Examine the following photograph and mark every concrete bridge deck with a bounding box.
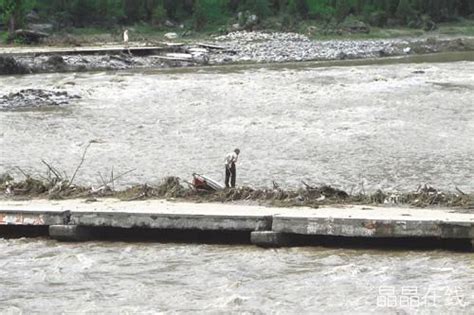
[0,45,170,56]
[0,199,473,249]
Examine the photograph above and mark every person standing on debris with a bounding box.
[123,29,131,55]
[123,29,129,45]
[224,148,240,188]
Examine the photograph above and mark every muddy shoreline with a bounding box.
[1,32,474,75]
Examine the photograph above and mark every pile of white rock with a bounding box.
[0,89,81,110]
[210,31,409,64]
[214,31,311,43]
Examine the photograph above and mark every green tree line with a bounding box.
[2,0,474,31]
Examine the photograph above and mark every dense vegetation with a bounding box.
[1,0,474,32]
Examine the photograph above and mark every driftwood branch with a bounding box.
[455,186,466,195]
[69,141,93,187]
[15,166,29,178]
[97,171,107,187]
[272,180,280,190]
[93,168,136,192]
[110,166,115,191]
[108,168,135,185]
[301,180,314,190]
[41,159,62,180]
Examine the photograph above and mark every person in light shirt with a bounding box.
[123,29,131,54]
[123,29,129,45]
[224,148,240,188]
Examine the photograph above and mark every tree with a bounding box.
[123,0,142,23]
[241,0,272,18]
[288,0,310,18]
[152,3,167,25]
[333,0,354,22]
[164,0,180,19]
[1,0,36,34]
[396,0,413,23]
[192,0,207,29]
[3,0,474,33]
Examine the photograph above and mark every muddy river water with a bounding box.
[0,239,472,313]
[1,53,473,192]
[0,54,473,313]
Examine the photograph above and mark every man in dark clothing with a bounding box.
[224,148,240,188]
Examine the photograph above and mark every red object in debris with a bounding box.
[192,175,207,189]
[191,173,224,191]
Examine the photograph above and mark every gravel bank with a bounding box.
[1,32,473,75]
[209,31,474,64]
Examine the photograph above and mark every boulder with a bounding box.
[247,15,258,25]
[306,26,318,36]
[164,32,178,39]
[341,16,370,34]
[164,20,175,28]
[25,10,40,23]
[28,23,54,33]
[244,14,259,30]
[191,53,210,65]
[237,11,259,30]
[8,29,49,44]
[46,55,66,70]
[0,56,29,75]
[231,23,241,31]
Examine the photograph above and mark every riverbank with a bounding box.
[0,199,473,250]
[1,31,474,75]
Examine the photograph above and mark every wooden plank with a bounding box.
[152,56,196,63]
[2,46,169,57]
[197,43,226,50]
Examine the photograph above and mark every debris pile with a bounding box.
[8,29,49,44]
[1,173,86,199]
[214,31,311,43]
[1,172,472,210]
[2,34,472,74]
[210,31,399,63]
[390,184,473,209]
[0,89,80,110]
[0,56,29,75]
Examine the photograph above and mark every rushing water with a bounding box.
[0,239,472,314]
[1,56,473,192]
[1,56,474,313]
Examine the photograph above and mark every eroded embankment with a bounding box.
[1,33,473,75]
[1,174,472,210]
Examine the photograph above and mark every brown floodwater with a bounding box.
[0,56,473,313]
[1,54,473,192]
[0,239,472,313]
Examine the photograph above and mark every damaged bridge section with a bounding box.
[0,200,472,251]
